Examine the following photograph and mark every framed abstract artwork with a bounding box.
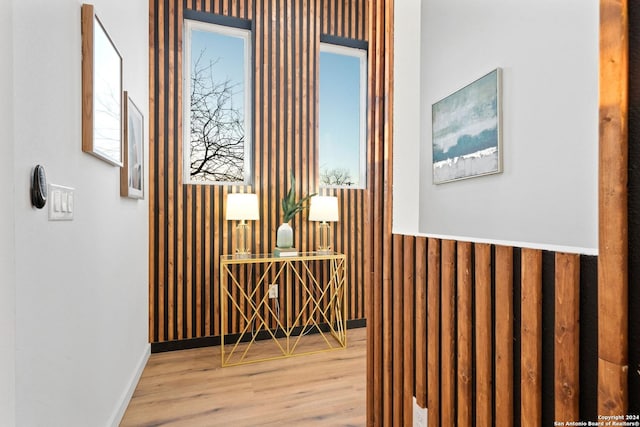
[432,68,502,184]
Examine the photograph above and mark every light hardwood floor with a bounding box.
[120,328,366,426]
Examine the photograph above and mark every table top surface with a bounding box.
[220,251,345,263]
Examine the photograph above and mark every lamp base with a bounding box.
[235,221,251,256]
[316,221,332,254]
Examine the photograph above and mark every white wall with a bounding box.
[0,0,17,425]
[392,0,422,235]
[394,0,599,253]
[12,0,149,426]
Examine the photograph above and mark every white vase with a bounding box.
[276,222,293,248]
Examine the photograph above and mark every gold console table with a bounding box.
[220,252,347,366]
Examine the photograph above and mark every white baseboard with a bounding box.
[107,344,150,427]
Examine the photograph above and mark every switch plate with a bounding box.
[268,284,278,299]
[48,184,74,221]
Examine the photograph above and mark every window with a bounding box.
[319,41,367,188]
[183,16,252,185]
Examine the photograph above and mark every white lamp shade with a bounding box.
[225,193,259,221]
[308,196,339,222]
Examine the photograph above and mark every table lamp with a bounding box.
[225,193,259,256]
[308,195,339,254]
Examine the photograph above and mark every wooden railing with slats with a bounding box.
[385,236,598,426]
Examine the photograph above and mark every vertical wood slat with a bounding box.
[403,235,415,426]
[441,240,457,427]
[291,0,298,325]
[362,1,376,423]
[252,0,262,275]
[495,245,514,427]
[157,0,166,341]
[382,228,392,427]
[186,186,193,337]
[260,0,270,327]
[415,237,427,408]
[211,192,220,336]
[350,193,357,318]
[195,188,203,335]
[268,0,277,331]
[204,189,211,336]
[306,1,317,323]
[167,0,176,341]
[457,241,472,427]
[598,0,629,415]
[392,235,404,425]
[148,1,156,342]
[383,0,395,423]
[475,243,492,426]
[176,0,184,340]
[427,238,441,427]
[521,248,543,427]
[554,253,580,422]
[322,0,328,34]
[185,0,194,336]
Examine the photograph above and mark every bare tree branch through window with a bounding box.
[189,50,245,182]
[320,167,354,186]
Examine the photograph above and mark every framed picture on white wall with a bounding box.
[81,3,123,167]
[120,92,144,199]
[431,68,502,184]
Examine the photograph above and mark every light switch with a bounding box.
[53,190,61,212]
[48,184,74,221]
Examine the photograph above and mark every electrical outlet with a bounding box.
[268,284,278,298]
[413,397,427,427]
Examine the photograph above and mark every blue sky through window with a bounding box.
[319,47,365,187]
[192,29,245,114]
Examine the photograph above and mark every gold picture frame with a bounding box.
[81,3,123,166]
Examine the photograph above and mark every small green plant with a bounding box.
[281,171,316,223]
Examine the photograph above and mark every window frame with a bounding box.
[183,12,253,185]
[318,37,368,189]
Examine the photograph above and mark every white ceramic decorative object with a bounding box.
[276,222,293,248]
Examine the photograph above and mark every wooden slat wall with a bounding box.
[386,235,599,426]
[149,0,382,343]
